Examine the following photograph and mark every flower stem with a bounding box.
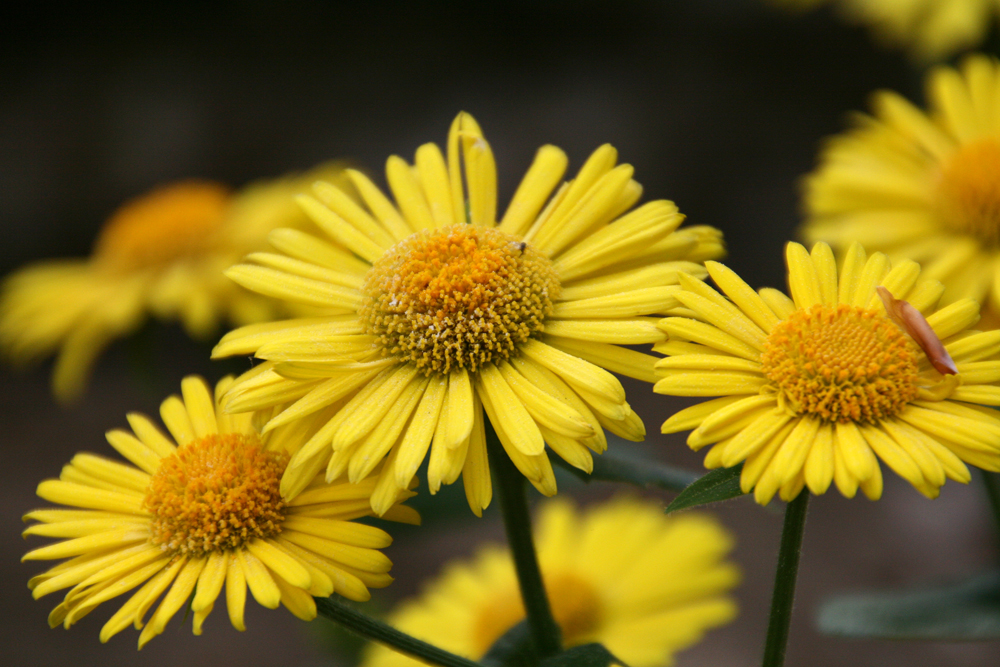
[761,491,810,667]
[980,470,1000,556]
[314,596,483,667]
[485,421,563,661]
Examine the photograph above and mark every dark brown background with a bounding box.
[1,1,998,665]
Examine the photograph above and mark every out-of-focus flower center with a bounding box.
[472,571,604,656]
[145,433,288,557]
[936,138,1000,246]
[760,304,919,423]
[360,225,560,375]
[93,181,232,271]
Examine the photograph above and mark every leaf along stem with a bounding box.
[761,491,810,667]
[486,420,563,661]
[314,596,483,667]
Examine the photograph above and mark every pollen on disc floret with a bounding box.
[760,303,920,423]
[144,432,288,557]
[360,224,561,375]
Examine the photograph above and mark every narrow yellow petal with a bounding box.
[65,453,150,495]
[138,557,206,648]
[460,123,497,227]
[237,549,281,610]
[346,168,413,242]
[462,406,492,517]
[520,339,626,405]
[499,145,568,237]
[785,242,823,309]
[804,422,834,494]
[123,414,176,461]
[810,242,838,306]
[191,550,228,612]
[98,557,184,642]
[477,364,545,456]
[658,318,761,362]
[834,421,877,482]
[246,539,311,591]
[331,364,420,451]
[688,395,779,449]
[394,375,447,487]
[673,290,766,350]
[267,227,371,275]
[296,193,386,262]
[281,530,392,574]
[347,376,428,482]
[312,180,395,249]
[654,370,768,397]
[758,287,796,320]
[34,480,145,515]
[705,261,780,332]
[546,336,659,383]
[275,575,317,621]
[721,411,794,467]
[225,552,248,631]
[386,155,435,231]
[497,361,594,438]
[837,242,867,306]
[848,251,891,307]
[445,368,475,449]
[925,298,981,340]
[415,143,455,227]
[858,424,926,488]
[659,396,745,434]
[180,376,219,439]
[224,263,362,310]
[768,416,820,486]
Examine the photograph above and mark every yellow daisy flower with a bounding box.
[213,112,723,516]
[0,164,349,403]
[362,498,738,667]
[22,375,417,649]
[655,241,1000,505]
[801,55,1000,324]
[771,0,999,61]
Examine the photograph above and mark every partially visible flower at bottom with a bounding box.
[361,498,739,667]
[22,375,418,649]
[0,163,350,403]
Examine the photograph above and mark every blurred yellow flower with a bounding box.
[772,0,999,61]
[22,375,417,649]
[655,241,1000,504]
[802,56,1000,326]
[0,164,348,403]
[362,498,738,667]
[213,112,723,516]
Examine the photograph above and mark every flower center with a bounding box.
[760,304,919,423]
[360,225,560,375]
[471,571,604,657]
[144,433,288,557]
[93,181,232,272]
[936,138,1000,246]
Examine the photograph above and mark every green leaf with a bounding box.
[664,463,746,514]
[479,621,535,667]
[818,570,1000,640]
[538,644,626,667]
[548,444,699,492]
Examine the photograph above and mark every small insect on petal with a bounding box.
[877,286,957,375]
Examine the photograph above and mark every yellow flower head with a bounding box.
[362,498,739,667]
[0,164,349,403]
[213,112,724,516]
[655,241,1000,505]
[771,0,998,61]
[802,55,1000,324]
[22,375,417,649]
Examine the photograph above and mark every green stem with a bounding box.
[980,470,1000,556]
[314,596,483,667]
[761,491,810,667]
[485,421,563,661]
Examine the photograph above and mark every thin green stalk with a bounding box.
[315,596,482,667]
[486,421,563,661]
[761,491,810,667]
[980,470,1000,555]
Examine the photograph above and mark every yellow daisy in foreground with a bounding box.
[802,55,1000,324]
[22,375,417,648]
[0,164,348,402]
[213,112,723,516]
[771,0,999,61]
[655,241,1000,504]
[362,498,738,667]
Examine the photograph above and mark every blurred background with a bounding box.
[1,1,997,665]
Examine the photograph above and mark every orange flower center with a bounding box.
[936,138,1000,246]
[471,571,604,657]
[144,433,288,557]
[360,225,560,375]
[93,181,232,272]
[760,304,919,423]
